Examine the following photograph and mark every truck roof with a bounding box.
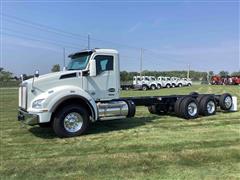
[95,48,118,54]
[68,48,118,57]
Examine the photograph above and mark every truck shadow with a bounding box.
[87,116,160,135]
[28,116,160,139]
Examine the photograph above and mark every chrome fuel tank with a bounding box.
[97,101,129,120]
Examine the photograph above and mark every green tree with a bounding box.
[231,71,240,76]
[208,71,214,77]
[51,64,60,72]
[0,67,13,81]
[219,71,229,77]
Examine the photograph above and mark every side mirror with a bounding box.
[34,70,39,78]
[89,60,96,77]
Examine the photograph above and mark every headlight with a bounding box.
[32,99,45,109]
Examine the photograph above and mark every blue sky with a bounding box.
[1,1,239,75]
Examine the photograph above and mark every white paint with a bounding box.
[230,96,238,112]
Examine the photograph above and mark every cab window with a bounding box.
[95,55,113,74]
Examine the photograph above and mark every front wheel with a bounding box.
[142,85,148,91]
[53,105,90,138]
[151,85,156,90]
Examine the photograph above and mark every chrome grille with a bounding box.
[19,85,27,109]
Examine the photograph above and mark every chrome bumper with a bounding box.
[17,109,39,125]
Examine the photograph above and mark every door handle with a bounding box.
[108,88,115,92]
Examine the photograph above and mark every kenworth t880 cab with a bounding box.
[18,49,236,138]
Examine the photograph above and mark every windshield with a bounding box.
[67,53,91,70]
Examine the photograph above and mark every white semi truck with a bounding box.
[182,78,192,86]
[158,76,172,88]
[133,76,158,90]
[18,49,235,138]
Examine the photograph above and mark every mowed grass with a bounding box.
[0,85,240,179]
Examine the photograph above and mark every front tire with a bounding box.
[151,85,156,90]
[157,84,162,89]
[53,105,90,138]
[142,85,148,91]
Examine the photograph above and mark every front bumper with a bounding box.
[17,109,39,125]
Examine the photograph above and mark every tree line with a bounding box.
[0,66,239,85]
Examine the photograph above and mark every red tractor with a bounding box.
[211,76,223,85]
[232,76,240,85]
[211,75,240,85]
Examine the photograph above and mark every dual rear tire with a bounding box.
[174,93,233,119]
[197,95,216,116]
[174,96,198,119]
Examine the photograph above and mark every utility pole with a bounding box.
[207,71,209,84]
[88,34,90,49]
[63,47,66,70]
[140,48,143,77]
[187,64,190,79]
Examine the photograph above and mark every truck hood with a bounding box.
[23,70,81,92]
[25,71,79,83]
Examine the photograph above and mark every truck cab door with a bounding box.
[87,54,119,100]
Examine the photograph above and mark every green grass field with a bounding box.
[0,85,240,179]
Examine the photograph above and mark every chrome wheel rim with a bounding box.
[224,96,232,109]
[188,102,197,116]
[64,112,83,133]
[207,101,215,114]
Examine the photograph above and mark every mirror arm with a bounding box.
[82,70,89,76]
